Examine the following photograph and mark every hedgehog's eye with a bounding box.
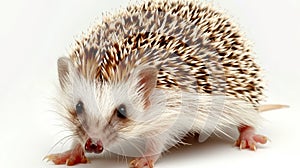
[76,101,84,115]
[116,104,127,119]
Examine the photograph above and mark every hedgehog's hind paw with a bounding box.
[235,126,268,151]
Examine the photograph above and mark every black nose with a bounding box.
[85,138,103,154]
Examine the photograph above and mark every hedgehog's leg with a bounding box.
[129,138,162,168]
[44,143,88,166]
[235,125,268,151]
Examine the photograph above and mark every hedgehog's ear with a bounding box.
[57,57,75,89]
[137,67,158,108]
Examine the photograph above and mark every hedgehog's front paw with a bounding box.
[129,157,154,168]
[44,144,89,166]
[235,126,268,151]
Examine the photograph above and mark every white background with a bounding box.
[0,0,299,167]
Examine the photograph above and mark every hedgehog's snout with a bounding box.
[84,138,103,154]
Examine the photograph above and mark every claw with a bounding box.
[43,156,49,162]
[43,154,58,163]
[252,145,257,151]
[66,159,71,166]
[249,142,257,151]
[239,140,246,149]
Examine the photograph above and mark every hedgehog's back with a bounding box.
[70,0,264,106]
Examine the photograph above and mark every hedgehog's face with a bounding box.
[57,57,158,155]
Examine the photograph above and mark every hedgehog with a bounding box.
[45,0,286,167]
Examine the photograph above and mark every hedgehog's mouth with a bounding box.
[84,138,103,154]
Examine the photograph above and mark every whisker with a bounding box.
[46,134,75,154]
[60,134,77,149]
[118,137,145,158]
[116,143,128,164]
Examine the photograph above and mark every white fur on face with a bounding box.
[58,68,148,148]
